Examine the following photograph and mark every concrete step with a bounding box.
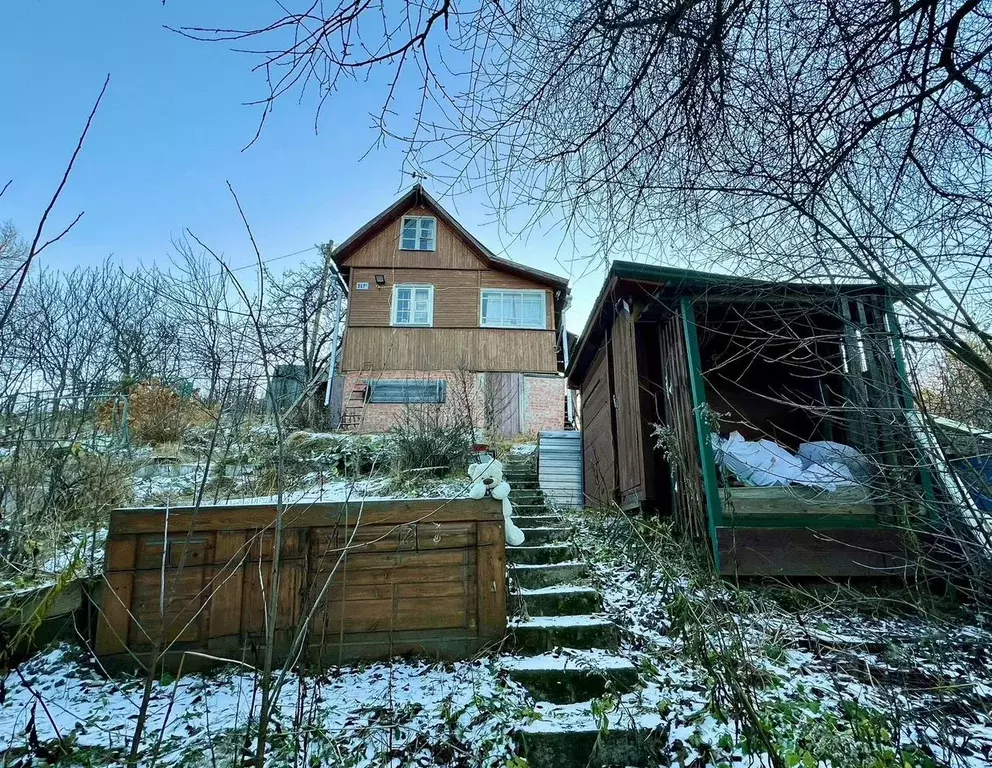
[508,544,576,566]
[510,503,552,515]
[511,615,618,653]
[502,651,639,704]
[507,484,540,493]
[515,514,564,528]
[509,491,546,503]
[513,585,602,616]
[516,715,664,768]
[510,562,588,590]
[516,527,571,545]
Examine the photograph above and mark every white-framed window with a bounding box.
[391,284,434,326]
[480,289,547,329]
[400,216,437,251]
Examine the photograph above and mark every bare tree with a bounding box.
[263,241,344,427]
[95,262,183,386]
[183,2,992,383]
[20,268,107,400]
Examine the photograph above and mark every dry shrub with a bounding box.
[98,381,210,445]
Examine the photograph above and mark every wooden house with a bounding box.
[331,185,571,435]
[567,262,935,577]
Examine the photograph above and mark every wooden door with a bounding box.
[611,309,645,508]
[485,372,523,437]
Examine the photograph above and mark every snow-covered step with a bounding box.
[510,614,618,653]
[502,650,638,704]
[513,585,602,616]
[515,704,664,768]
[511,562,588,590]
[508,543,576,566]
[510,490,547,507]
[514,514,563,528]
[510,503,552,516]
[515,527,570,545]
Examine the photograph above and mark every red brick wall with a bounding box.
[342,371,486,434]
[523,375,566,435]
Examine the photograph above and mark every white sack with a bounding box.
[721,431,803,486]
[798,441,871,482]
[793,461,856,492]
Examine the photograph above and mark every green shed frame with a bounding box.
[568,262,933,577]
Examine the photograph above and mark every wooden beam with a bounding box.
[111,498,502,535]
[680,297,724,570]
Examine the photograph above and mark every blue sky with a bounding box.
[0,1,608,332]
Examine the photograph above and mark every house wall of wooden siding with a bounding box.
[341,204,488,271]
[579,341,617,505]
[341,327,559,373]
[95,499,506,669]
[347,267,555,331]
[339,204,558,373]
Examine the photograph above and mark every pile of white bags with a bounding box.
[711,432,870,492]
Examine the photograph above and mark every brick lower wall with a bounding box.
[522,375,566,435]
[342,370,566,437]
[343,371,486,434]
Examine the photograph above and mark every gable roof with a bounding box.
[331,184,569,290]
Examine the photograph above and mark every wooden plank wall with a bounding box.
[610,309,645,508]
[95,499,506,669]
[341,204,488,270]
[348,267,556,331]
[341,327,558,373]
[339,203,559,373]
[580,342,617,505]
[717,528,906,577]
[658,310,709,540]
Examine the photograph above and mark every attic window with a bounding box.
[400,216,436,251]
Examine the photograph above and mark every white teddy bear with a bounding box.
[467,458,525,546]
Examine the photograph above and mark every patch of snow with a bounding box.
[39,528,107,575]
[510,560,586,570]
[501,650,636,672]
[513,585,599,596]
[510,614,612,628]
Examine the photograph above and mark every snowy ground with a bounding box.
[569,510,992,768]
[6,502,990,766]
[0,647,529,767]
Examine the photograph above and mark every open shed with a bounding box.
[568,262,934,577]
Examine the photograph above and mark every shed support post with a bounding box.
[885,299,937,511]
[680,297,723,570]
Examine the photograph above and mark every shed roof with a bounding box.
[567,260,922,385]
[331,184,569,291]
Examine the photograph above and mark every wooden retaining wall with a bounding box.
[95,498,506,669]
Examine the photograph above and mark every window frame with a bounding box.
[366,379,446,404]
[479,288,548,330]
[391,283,435,327]
[399,215,437,252]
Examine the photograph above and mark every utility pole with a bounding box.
[308,242,334,383]
[323,247,349,415]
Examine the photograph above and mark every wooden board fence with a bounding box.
[95,498,506,670]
